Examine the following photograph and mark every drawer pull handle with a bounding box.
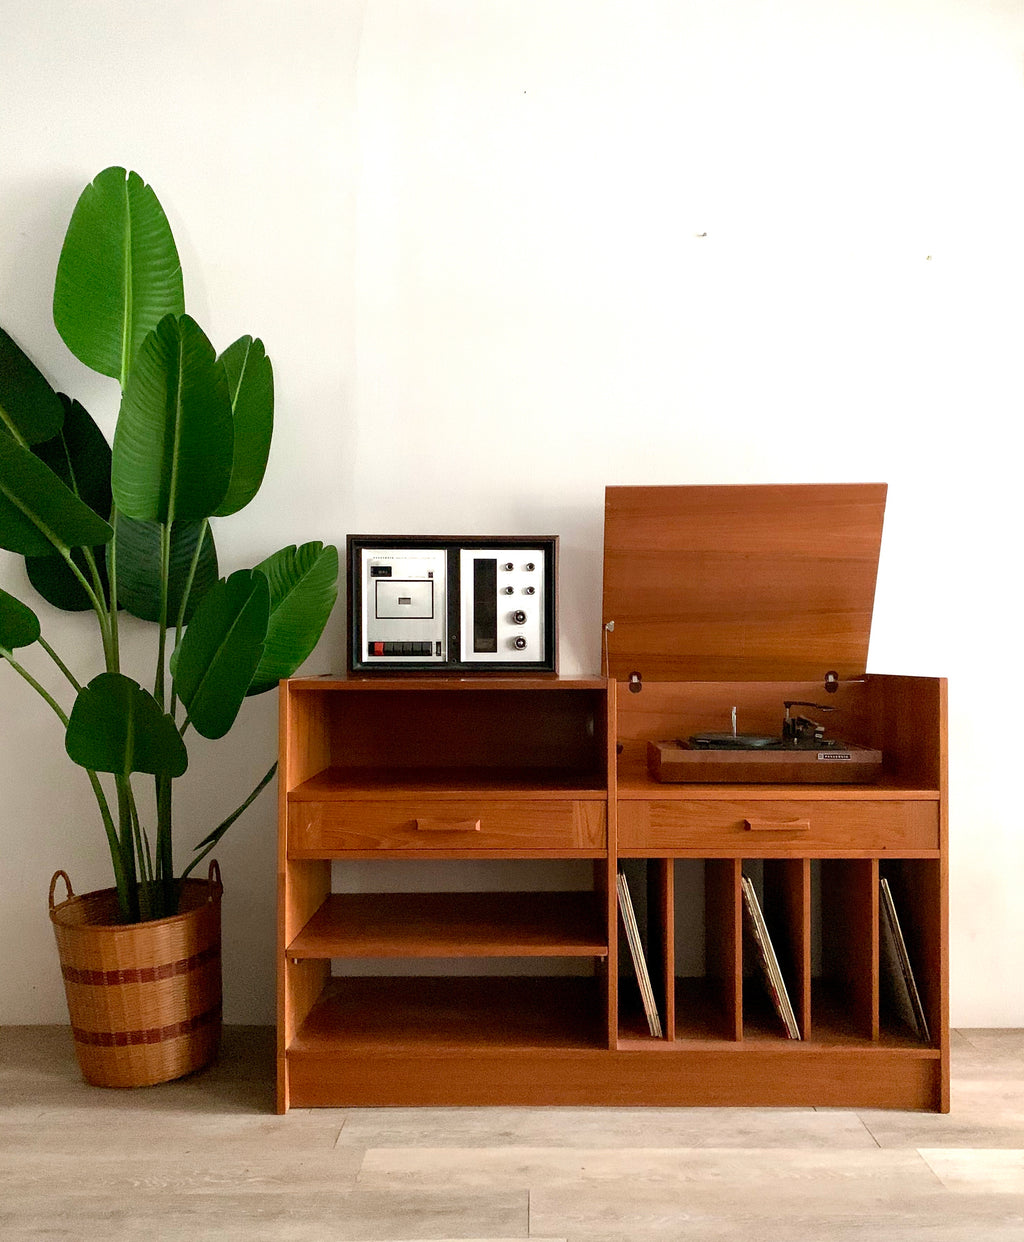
[414,818,481,832]
[744,818,810,833]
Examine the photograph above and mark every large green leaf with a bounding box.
[53,167,184,385]
[32,394,112,519]
[65,672,187,778]
[171,569,269,739]
[25,545,111,613]
[214,336,274,517]
[116,516,218,624]
[112,314,233,523]
[0,588,40,649]
[247,542,338,695]
[21,395,114,610]
[0,431,113,557]
[0,326,64,444]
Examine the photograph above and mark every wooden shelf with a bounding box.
[287,892,608,958]
[616,765,941,800]
[289,766,607,800]
[290,976,607,1054]
[618,781,942,801]
[287,673,608,692]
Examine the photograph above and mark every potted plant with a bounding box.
[0,167,338,1086]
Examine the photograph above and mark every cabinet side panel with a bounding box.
[603,682,617,1048]
[595,858,617,1049]
[937,677,949,1108]
[855,675,944,788]
[281,685,332,789]
[278,683,332,1113]
[706,859,742,1040]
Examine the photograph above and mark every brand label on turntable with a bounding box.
[818,752,853,761]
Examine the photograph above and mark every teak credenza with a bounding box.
[276,484,948,1112]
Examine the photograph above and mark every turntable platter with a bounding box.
[688,733,778,750]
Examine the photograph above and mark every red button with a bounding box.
[373,642,385,656]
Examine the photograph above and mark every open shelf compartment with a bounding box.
[293,975,608,1055]
[287,890,609,959]
[283,677,612,799]
[616,856,940,1052]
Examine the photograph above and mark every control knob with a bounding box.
[512,636,528,650]
[511,610,527,625]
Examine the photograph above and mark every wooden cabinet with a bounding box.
[277,485,948,1112]
[598,484,947,1111]
[277,675,617,1112]
[610,674,947,1110]
[277,671,947,1113]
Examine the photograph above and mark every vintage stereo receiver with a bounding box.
[347,535,557,672]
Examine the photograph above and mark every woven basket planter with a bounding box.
[48,863,223,1088]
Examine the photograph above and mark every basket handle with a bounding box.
[207,859,223,901]
[48,870,74,910]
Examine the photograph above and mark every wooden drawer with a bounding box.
[290,799,607,855]
[618,799,939,854]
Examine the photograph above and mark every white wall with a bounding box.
[1,0,1020,1026]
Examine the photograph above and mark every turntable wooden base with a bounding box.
[647,739,884,784]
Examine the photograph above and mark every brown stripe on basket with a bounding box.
[60,945,219,986]
[72,1004,221,1047]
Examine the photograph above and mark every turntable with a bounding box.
[647,701,883,784]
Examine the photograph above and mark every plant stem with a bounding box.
[114,775,139,922]
[57,547,114,665]
[79,544,109,629]
[126,782,152,884]
[154,522,172,707]
[106,508,121,670]
[180,761,277,881]
[128,792,152,921]
[150,513,177,913]
[0,647,128,911]
[1,646,70,725]
[37,636,83,692]
[169,517,208,720]
[155,773,175,914]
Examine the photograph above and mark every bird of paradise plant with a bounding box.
[0,167,338,922]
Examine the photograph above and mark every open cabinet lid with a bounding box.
[601,483,887,682]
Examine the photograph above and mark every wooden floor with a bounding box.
[2,1027,1023,1241]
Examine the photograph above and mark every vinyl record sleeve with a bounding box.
[741,876,801,1040]
[616,869,662,1038]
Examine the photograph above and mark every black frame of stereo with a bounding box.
[346,534,558,673]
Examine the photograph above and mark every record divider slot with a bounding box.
[706,858,744,1041]
[652,858,675,1041]
[880,858,942,1047]
[599,854,617,1050]
[821,858,880,1041]
[762,857,812,1041]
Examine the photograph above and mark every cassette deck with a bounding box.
[347,535,557,672]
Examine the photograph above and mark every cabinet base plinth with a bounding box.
[281,1047,944,1112]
